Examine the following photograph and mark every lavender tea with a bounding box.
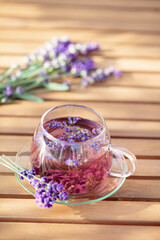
[31,117,111,196]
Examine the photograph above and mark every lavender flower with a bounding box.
[92,128,97,135]
[0,36,121,105]
[39,72,50,84]
[20,168,36,180]
[86,42,99,52]
[2,85,13,96]
[63,80,71,89]
[16,86,24,94]
[75,42,99,55]
[67,117,80,125]
[71,58,95,76]
[113,70,122,77]
[90,142,101,151]
[0,155,69,209]
[19,169,68,208]
[57,136,65,140]
[81,66,121,87]
[92,127,102,135]
[65,158,78,168]
[58,192,69,201]
[1,97,9,103]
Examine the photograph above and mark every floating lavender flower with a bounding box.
[65,158,78,168]
[90,142,101,151]
[67,117,81,125]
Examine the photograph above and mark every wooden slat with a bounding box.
[135,160,160,177]
[101,73,160,88]
[35,87,160,103]
[0,175,160,200]
[0,223,159,240]
[113,138,160,157]
[1,42,160,59]
[1,0,160,10]
[107,120,160,138]
[0,3,160,23]
[0,199,160,224]
[0,135,160,157]
[0,17,160,33]
[0,116,160,138]
[1,101,160,121]
[0,30,160,46]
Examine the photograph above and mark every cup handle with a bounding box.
[108,145,137,178]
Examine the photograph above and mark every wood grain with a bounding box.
[1,101,160,121]
[0,223,160,240]
[0,30,160,47]
[1,42,160,59]
[35,87,160,103]
[2,0,160,9]
[0,116,160,138]
[0,16,160,33]
[1,2,160,23]
[0,199,160,224]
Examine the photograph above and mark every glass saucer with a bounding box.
[15,142,126,205]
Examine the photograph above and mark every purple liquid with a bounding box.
[31,117,111,196]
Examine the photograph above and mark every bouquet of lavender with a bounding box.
[0,36,121,104]
[0,155,69,208]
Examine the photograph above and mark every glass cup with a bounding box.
[30,104,137,196]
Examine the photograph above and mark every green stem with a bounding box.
[0,68,15,82]
[2,154,25,171]
[1,155,40,180]
[0,78,41,90]
[0,157,26,177]
[20,67,42,79]
[0,160,25,176]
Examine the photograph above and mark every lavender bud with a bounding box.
[16,86,24,94]
[1,97,9,103]
[2,85,13,96]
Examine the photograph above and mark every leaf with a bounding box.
[43,82,69,91]
[14,93,44,102]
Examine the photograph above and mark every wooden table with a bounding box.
[0,0,160,239]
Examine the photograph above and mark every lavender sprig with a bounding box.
[0,155,68,208]
[0,36,121,104]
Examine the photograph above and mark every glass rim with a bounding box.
[40,104,109,146]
